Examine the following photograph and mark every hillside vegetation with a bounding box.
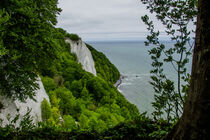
[38,28,139,131]
[0,0,171,139]
[86,44,120,84]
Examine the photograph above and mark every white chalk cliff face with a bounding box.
[0,38,96,127]
[0,77,49,127]
[65,38,97,76]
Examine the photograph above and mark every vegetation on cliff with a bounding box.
[0,23,141,139]
[39,27,139,132]
[0,0,61,101]
[86,44,120,84]
[1,0,207,139]
[66,33,81,41]
[0,0,139,136]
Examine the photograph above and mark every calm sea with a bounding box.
[87,41,192,116]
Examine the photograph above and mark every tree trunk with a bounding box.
[163,0,210,139]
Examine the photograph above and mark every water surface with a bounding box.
[88,41,192,116]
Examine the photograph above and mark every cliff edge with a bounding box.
[65,38,97,76]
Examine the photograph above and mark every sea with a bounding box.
[87,41,192,116]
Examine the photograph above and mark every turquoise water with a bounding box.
[87,41,192,116]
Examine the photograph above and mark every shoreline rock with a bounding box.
[114,74,125,88]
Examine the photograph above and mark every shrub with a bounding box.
[66,34,80,41]
[53,75,64,87]
[86,44,120,84]
[41,77,56,93]
[62,115,77,131]
[41,98,52,122]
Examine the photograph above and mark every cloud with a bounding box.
[56,0,164,41]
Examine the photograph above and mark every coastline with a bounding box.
[114,74,124,88]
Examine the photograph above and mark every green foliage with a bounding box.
[0,0,139,136]
[86,44,120,84]
[66,33,80,41]
[101,113,171,139]
[141,0,197,122]
[0,112,172,139]
[38,32,138,132]
[53,75,64,87]
[41,98,52,122]
[50,94,60,109]
[0,0,61,101]
[19,108,35,131]
[41,76,56,93]
[0,108,36,139]
[0,0,199,138]
[62,115,77,131]
[51,107,60,123]
[78,114,90,129]
[51,87,77,116]
[37,26,139,131]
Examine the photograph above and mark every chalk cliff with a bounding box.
[0,77,49,127]
[0,38,98,127]
[65,38,97,76]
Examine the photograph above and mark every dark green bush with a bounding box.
[41,99,52,122]
[66,33,80,41]
[0,115,171,140]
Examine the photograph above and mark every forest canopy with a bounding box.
[0,0,139,134]
[0,0,61,101]
[1,0,207,139]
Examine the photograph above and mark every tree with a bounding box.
[141,0,197,121]
[66,33,80,41]
[62,115,77,131]
[163,0,210,139]
[51,107,60,123]
[41,98,52,122]
[0,0,61,101]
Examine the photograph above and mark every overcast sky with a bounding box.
[56,0,165,41]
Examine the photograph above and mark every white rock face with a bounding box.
[0,38,96,127]
[65,38,97,76]
[0,77,49,127]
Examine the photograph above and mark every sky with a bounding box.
[56,0,166,41]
